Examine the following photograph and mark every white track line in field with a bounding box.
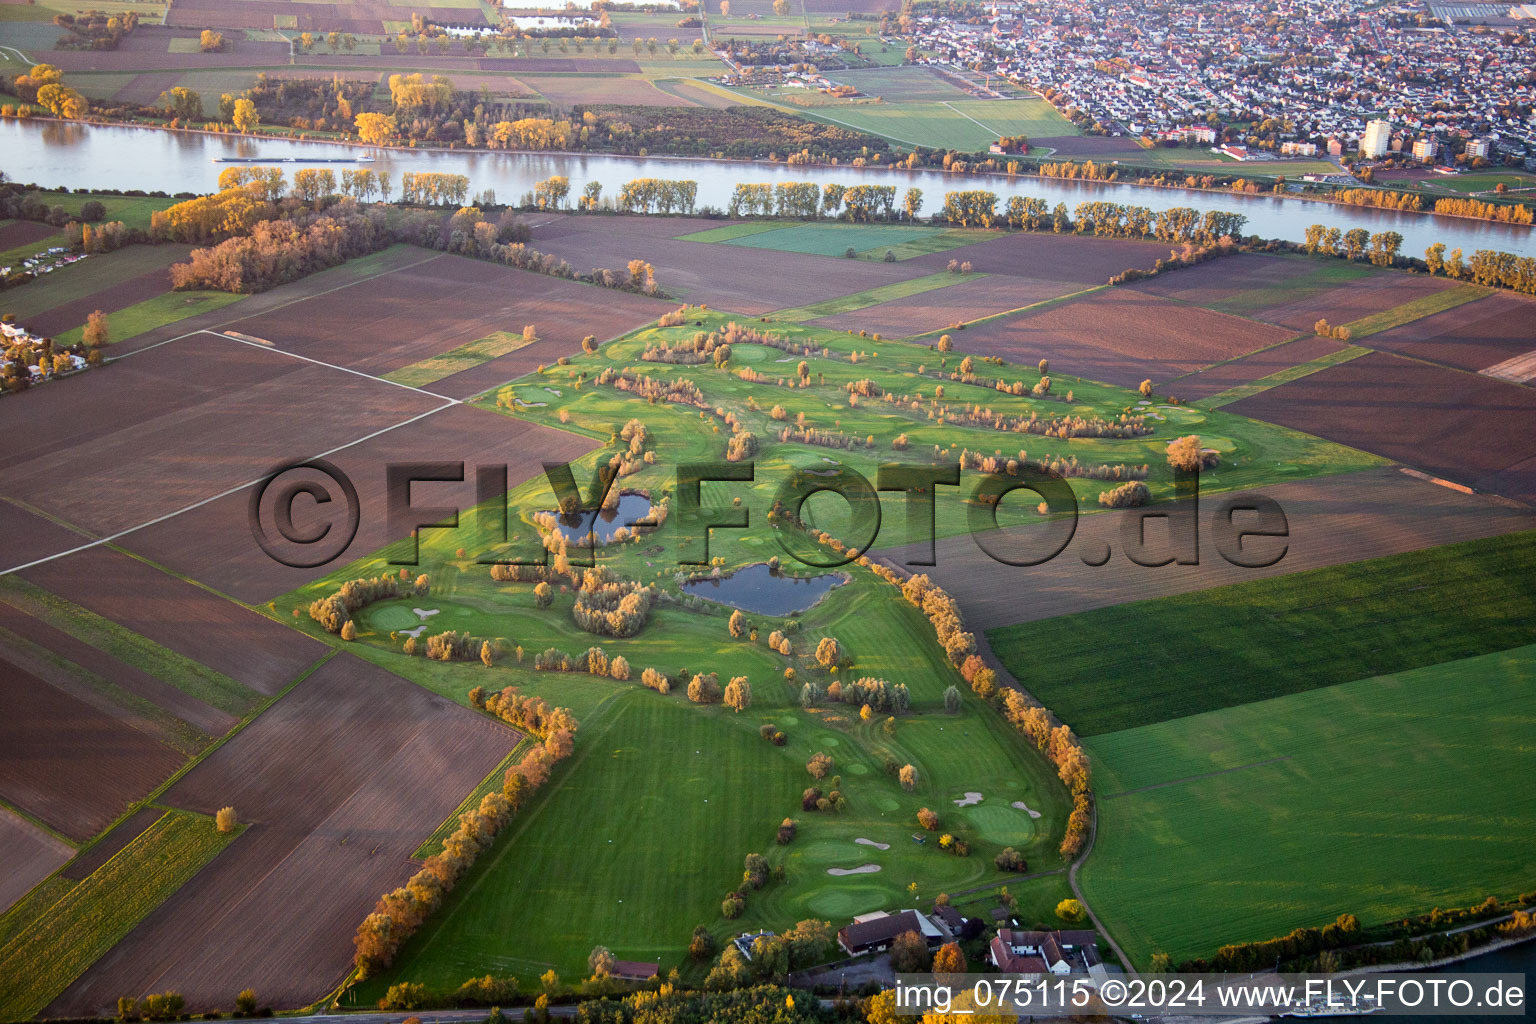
[942,100,1005,138]
[200,329,462,403]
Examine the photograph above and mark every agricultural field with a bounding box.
[48,653,521,1016]
[0,809,240,1022]
[988,528,1536,736]
[878,466,1535,633]
[955,288,1299,388]
[1225,351,1536,505]
[1079,646,1536,967]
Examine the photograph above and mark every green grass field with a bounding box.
[351,675,1067,997]
[723,222,952,257]
[1080,645,1536,968]
[0,809,240,1020]
[831,67,972,103]
[796,98,1079,151]
[276,293,1383,997]
[989,530,1536,737]
[1383,172,1536,195]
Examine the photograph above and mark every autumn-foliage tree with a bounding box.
[215,806,237,832]
[1166,434,1220,473]
[889,930,931,972]
[932,941,967,976]
[82,309,108,347]
[723,675,752,712]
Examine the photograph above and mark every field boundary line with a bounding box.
[1100,756,1294,800]
[0,401,454,578]
[1336,282,1491,339]
[693,79,929,146]
[131,719,437,1001]
[106,247,442,358]
[0,495,100,542]
[1156,331,1311,389]
[412,736,535,858]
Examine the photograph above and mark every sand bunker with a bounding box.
[400,625,428,638]
[1011,801,1043,819]
[854,837,890,850]
[954,792,983,807]
[413,608,440,621]
[827,864,882,876]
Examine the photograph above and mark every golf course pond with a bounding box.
[545,492,653,545]
[680,562,848,616]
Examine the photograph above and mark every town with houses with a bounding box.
[895,0,1536,168]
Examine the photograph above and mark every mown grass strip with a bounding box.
[1338,283,1489,338]
[988,529,1536,736]
[771,270,982,322]
[1201,344,1370,408]
[413,736,536,858]
[0,809,241,1021]
[0,575,258,717]
[905,283,1106,341]
[382,330,540,388]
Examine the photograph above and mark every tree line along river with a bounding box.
[3,118,1535,259]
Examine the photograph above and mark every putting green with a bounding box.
[365,604,430,631]
[805,883,890,918]
[962,803,1037,846]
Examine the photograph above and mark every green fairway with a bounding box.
[988,530,1536,737]
[724,222,952,257]
[0,809,240,1020]
[1079,646,1536,968]
[352,674,1067,995]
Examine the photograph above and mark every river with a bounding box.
[3,118,1535,257]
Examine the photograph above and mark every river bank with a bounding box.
[9,110,1532,233]
[6,117,1536,257]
